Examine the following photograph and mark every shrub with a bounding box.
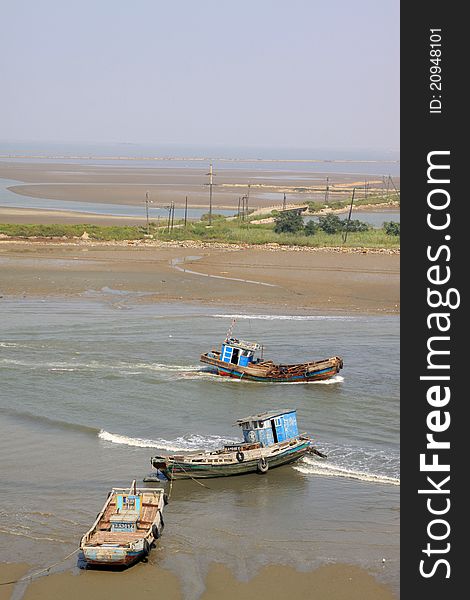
[343,219,370,232]
[384,221,400,236]
[318,214,343,234]
[304,220,318,236]
[200,213,226,222]
[274,211,304,234]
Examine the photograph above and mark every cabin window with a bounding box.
[230,348,240,365]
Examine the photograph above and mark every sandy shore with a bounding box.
[0,161,399,209]
[0,206,150,225]
[0,561,397,600]
[0,240,399,314]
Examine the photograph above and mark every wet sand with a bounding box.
[0,240,399,314]
[0,562,397,600]
[0,207,148,225]
[0,161,397,209]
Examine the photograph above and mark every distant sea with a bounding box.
[0,141,400,177]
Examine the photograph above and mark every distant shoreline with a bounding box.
[0,153,400,164]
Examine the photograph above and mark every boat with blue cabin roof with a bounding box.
[200,334,343,382]
[80,481,167,567]
[150,410,326,479]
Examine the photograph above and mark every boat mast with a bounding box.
[225,318,236,341]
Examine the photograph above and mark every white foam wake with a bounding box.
[294,455,400,486]
[98,430,239,451]
[1,357,201,375]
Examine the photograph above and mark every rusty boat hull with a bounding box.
[200,352,343,383]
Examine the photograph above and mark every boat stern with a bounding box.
[81,543,145,566]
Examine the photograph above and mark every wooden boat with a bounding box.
[80,481,167,567]
[150,410,326,480]
[200,336,343,382]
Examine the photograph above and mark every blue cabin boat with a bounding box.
[151,410,325,479]
[201,335,343,383]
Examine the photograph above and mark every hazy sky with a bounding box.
[1,0,399,150]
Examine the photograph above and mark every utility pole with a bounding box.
[342,188,356,244]
[145,191,152,235]
[170,201,175,231]
[282,193,287,211]
[166,204,172,233]
[184,196,188,228]
[324,177,330,205]
[388,175,400,202]
[206,164,214,225]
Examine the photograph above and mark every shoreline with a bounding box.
[0,560,398,600]
[0,239,400,314]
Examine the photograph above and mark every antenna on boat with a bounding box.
[225,319,236,342]
[130,480,137,495]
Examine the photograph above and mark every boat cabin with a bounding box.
[109,492,142,533]
[220,337,261,367]
[236,410,299,447]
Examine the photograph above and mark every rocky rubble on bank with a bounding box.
[0,236,399,254]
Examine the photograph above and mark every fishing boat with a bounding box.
[80,480,167,567]
[200,334,343,382]
[150,410,326,479]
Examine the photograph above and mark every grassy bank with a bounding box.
[308,194,399,213]
[0,221,400,249]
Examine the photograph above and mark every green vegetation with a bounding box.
[200,213,227,222]
[304,220,318,236]
[307,193,400,214]
[0,217,400,249]
[316,214,370,234]
[317,214,343,234]
[383,221,400,236]
[0,223,147,240]
[273,211,304,234]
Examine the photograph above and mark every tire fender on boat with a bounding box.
[257,457,269,474]
[236,451,245,463]
[142,539,150,560]
[152,523,160,539]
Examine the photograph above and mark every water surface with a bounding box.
[0,299,399,594]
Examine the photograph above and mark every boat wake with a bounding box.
[1,357,202,378]
[294,444,400,486]
[275,374,344,385]
[98,430,239,451]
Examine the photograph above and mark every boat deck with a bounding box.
[87,501,159,546]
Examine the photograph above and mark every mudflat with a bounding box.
[0,240,399,314]
[0,562,397,600]
[0,160,398,210]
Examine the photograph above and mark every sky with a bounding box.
[1,0,399,151]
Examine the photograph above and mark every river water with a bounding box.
[0,297,399,594]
